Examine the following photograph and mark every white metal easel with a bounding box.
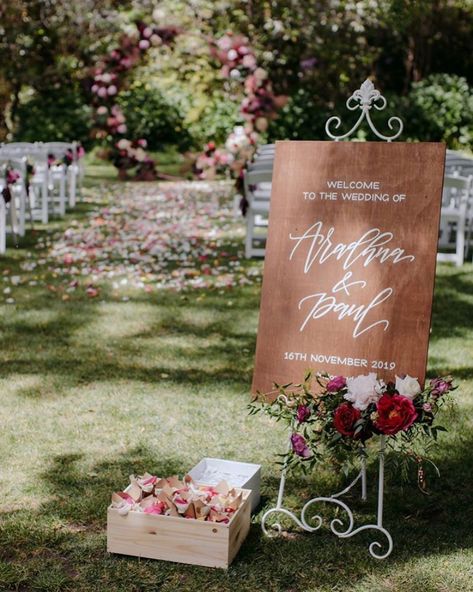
[261,80,404,559]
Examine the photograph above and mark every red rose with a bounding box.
[374,394,417,435]
[333,402,361,437]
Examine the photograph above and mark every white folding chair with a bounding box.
[0,178,6,254]
[0,143,49,224]
[44,142,76,212]
[243,168,273,258]
[437,174,472,266]
[445,158,473,260]
[0,157,30,237]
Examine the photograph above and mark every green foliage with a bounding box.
[267,88,329,141]
[189,91,241,146]
[3,1,473,152]
[117,83,193,151]
[13,83,93,146]
[401,74,473,148]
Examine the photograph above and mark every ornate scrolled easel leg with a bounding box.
[261,432,322,536]
[336,437,393,559]
[262,436,393,559]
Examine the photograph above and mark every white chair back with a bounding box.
[437,174,473,266]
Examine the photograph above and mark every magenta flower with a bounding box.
[296,404,311,423]
[290,433,311,458]
[6,169,20,184]
[327,375,347,392]
[430,377,452,398]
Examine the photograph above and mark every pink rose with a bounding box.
[327,375,347,392]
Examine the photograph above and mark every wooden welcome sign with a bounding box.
[252,141,445,395]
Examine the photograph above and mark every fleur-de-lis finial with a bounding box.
[325,79,403,142]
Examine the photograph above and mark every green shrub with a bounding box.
[14,82,92,146]
[267,88,331,142]
[269,75,473,150]
[117,83,192,151]
[188,92,240,147]
[401,74,473,148]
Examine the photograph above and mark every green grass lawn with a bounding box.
[0,176,473,592]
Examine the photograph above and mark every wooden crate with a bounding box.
[107,488,251,568]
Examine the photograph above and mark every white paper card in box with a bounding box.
[188,458,261,512]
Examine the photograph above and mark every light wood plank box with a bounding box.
[107,488,251,568]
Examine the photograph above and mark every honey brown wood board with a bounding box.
[252,141,445,396]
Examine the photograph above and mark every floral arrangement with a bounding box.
[1,165,21,204]
[197,33,285,198]
[249,372,456,482]
[194,126,257,183]
[90,19,179,179]
[47,146,85,168]
[111,138,156,180]
[210,34,284,135]
[111,473,243,523]
[194,141,234,180]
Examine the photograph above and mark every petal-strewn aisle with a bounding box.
[4,181,262,305]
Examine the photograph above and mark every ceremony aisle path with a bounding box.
[1,180,473,592]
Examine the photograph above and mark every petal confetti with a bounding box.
[43,181,262,294]
[111,473,243,523]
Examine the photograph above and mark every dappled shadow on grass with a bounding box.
[2,437,473,591]
[0,284,259,397]
[3,188,473,590]
[1,187,261,399]
[2,200,104,254]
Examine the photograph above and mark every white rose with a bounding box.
[134,148,147,162]
[395,375,421,399]
[117,139,130,150]
[344,372,382,410]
